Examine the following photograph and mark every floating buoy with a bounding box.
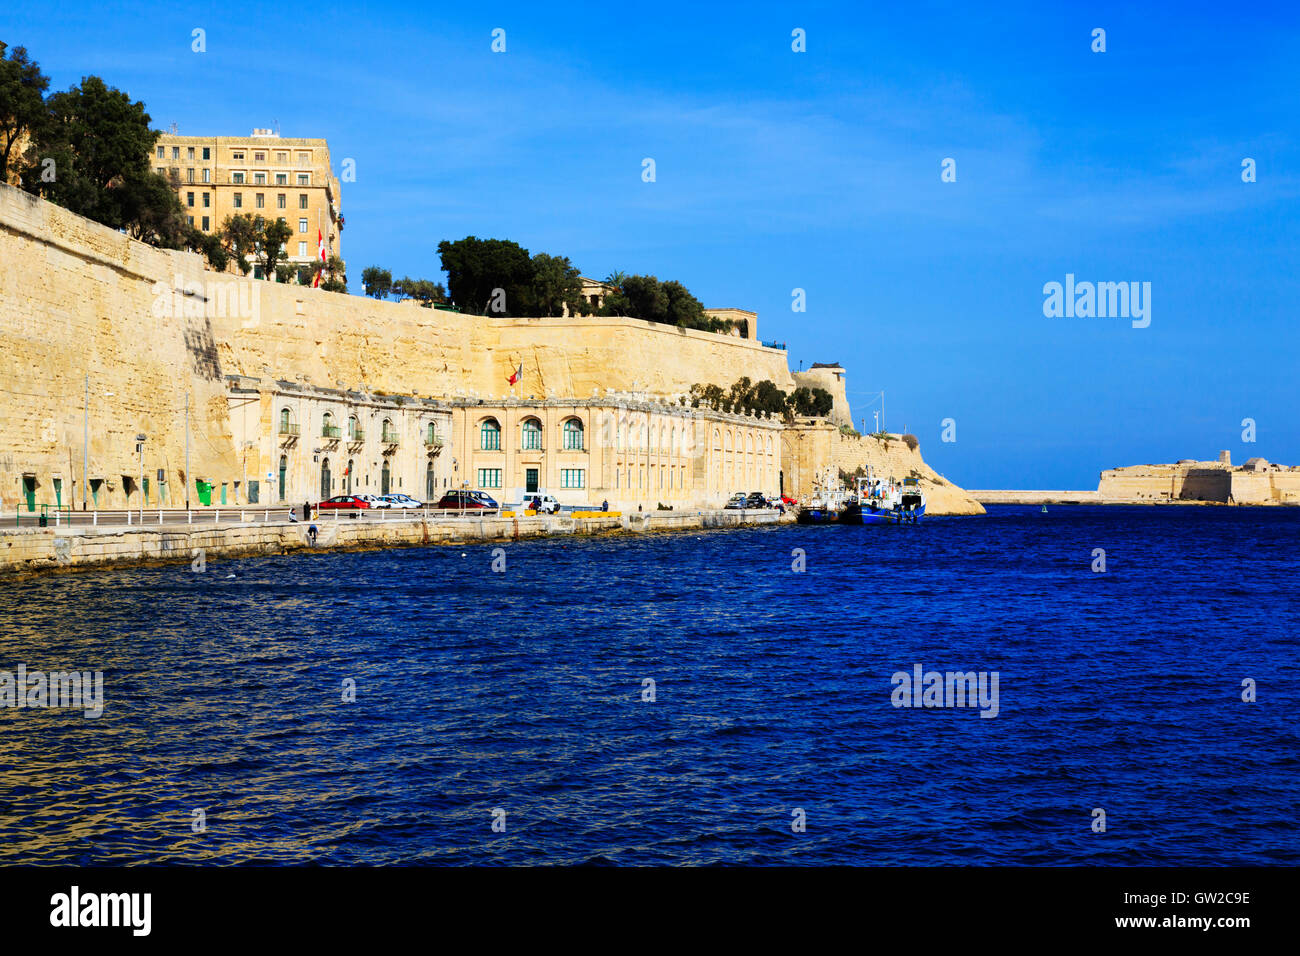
[1041,505,1048,513]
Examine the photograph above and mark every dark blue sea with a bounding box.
[1,505,1296,865]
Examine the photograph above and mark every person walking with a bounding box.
[302,501,311,521]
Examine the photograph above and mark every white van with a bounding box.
[525,494,561,514]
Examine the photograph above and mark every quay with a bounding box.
[0,507,792,576]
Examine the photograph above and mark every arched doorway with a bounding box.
[278,455,288,501]
[320,458,331,500]
[426,462,435,502]
[381,458,391,495]
[345,459,354,495]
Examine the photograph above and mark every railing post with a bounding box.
[93,511,98,527]
[127,510,131,526]
[187,510,192,524]
[158,509,163,525]
[215,509,220,524]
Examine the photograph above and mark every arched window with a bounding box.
[426,421,437,445]
[347,415,359,439]
[522,417,542,451]
[321,411,337,438]
[481,418,501,450]
[381,418,396,443]
[563,418,584,451]
[279,408,292,433]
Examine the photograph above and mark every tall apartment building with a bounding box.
[152,128,342,277]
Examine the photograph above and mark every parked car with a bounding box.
[746,492,767,508]
[524,494,561,514]
[358,494,393,509]
[381,494,422,509]
[436,490,500,510]
[779,494,798,507]
[318,495,369,510]
[724,493,748,510]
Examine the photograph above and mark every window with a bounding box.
[298,241,307,256]
[277,193,286,209]
[186,215,194,227]
[254,172,266,185]
[276,173,287,185]
[156,167,165,176]
[299,193,308,209]
[297,173,309,185]
[202,147,210,160]
[276,152,287,163]
[201,216,209,231]
[171,146,180,159]
[347,416,359,439]
[233,193,242,208]
[187,147,195,160]
[202,193,210,207]
[254,151,266,162]
[563,418,584,450]
[426,422,439,445]
[561,469,585,489]
[522,418,542,450]
[156,146,164,159]
[298,218,308,233]
[478,468,502,489]
[298,152,310,164]
[480,419,501,451]
[232,151,244,161]
[233,172,245,184]
[256,193,265,208]
[186,192,195,207]
[202,168,210,183]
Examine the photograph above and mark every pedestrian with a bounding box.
[302,501,310,521]
[287,508,299,523]
[601,499,609,512]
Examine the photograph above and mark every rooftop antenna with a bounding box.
[274,119,281,136]
[169,122,179,135]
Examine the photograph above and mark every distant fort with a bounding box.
[971,450,1300,506]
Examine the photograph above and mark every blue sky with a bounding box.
[5,1,1298,487]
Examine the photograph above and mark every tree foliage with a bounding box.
[361,266,392,299]
[690,378,834,420]
[0,42,50,184]
[437,236,534,315]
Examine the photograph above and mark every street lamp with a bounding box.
[135,433,147,522]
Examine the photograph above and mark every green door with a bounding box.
[90,479,101,508]
[220,483,227,505]
[53,478,63,507]
[143,477,149,506]
[279,455,288,501]
[22,477,36,512]
[381,459,391,495]
[526,468,539,493]
[248,480,259,504]
[196,480,212,506]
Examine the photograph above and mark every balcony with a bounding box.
[347,428,365,443]
[278,423,300,437]
[425,436,444,449]
[322,424,341,439]
[382,427,400,445]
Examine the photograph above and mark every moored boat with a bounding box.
[840,475,926,525]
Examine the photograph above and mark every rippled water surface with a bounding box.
[1,506,1297,865]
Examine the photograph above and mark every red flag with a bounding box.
[311,229,326,288]
[507,363,523,386]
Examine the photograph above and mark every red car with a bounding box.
[318,495,370,510]
[779,495,798,507]
[435,490,499,510]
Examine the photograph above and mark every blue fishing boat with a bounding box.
[840,475,926,525]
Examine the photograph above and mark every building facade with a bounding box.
[449,395,783,509]
[227,376,452,506]
[153,129,342,276]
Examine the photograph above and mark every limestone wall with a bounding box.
[781,422,984,516]
[1098,459,1300,504]
[0,184,238,512]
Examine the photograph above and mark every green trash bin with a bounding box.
[38,504,48,527]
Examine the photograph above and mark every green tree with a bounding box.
[185,226,229,272]
[361,266,392,298]
[437,236,533,315]
[662,279,710,329]
[118,167,188,247]
[392,276,446,306]
[220,213,259,275]
[528,252,582,316]
[255,216,293,280]
[0,42,50,184]
[23,75,159,230]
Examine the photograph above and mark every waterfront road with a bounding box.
[2,506,507,530]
